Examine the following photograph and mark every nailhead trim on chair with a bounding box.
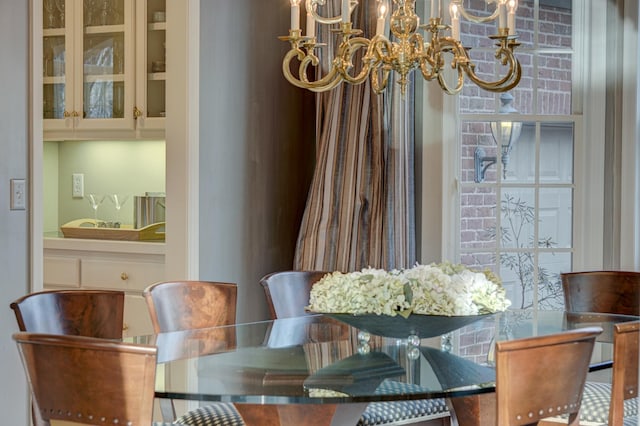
[579,381,639,424]
[174,403,246,426]
[358,380,450,426]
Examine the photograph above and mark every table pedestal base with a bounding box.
[233,403,368,426]
[448,394,496,426]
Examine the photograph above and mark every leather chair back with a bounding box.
[561,271,640,316]
[144,281,237,333]
[259,270,328,319]
[10,289,125,338]
[14,332,157,426]
[495,327,602,425]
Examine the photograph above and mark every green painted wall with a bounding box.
[44,140,165,233]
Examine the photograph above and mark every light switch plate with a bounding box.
[10,179,26,210]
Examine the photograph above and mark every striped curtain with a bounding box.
[293,0,415,272]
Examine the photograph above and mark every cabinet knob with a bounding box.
[63,110,71,118]
[133,106,143,119]
[72,111,80,117]
[120,272,129,281]
[122,323,129,332]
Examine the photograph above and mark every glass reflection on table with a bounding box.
[131,310,638,406]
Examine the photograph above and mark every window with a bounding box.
[448,0,592,310]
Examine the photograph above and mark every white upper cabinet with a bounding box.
[43,0,165,140]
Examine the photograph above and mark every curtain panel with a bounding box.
[294,0,416,272]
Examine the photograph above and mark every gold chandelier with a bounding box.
[280,0,522,95]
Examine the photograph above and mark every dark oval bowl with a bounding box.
[324,312,494,339]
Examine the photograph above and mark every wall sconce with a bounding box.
[474,93,522,183]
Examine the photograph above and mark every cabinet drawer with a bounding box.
[44,256,81,287]
[81,259,164,292]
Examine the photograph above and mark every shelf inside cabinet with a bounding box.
[43,28,65,37]
[85,24,126,35]
[43,76,66,85]
[147,72,166,81]
[148,22,166,31]
[84,74,125,83]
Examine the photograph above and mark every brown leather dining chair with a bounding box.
[259,270,452,426]
[10,290,126,426]
[259,270,329,319]
[560,271,640,424]
[576,320,640,426]
[561,270,640,316]
[10,289,125,339]
[608,320,639,425]
[144,280,237,333]
[13,332,162,426]
[494,326,603,425]
[143,280,245,426]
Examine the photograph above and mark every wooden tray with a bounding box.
[60,219,165,241]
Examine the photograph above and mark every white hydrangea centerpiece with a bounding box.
[307,262,511,317]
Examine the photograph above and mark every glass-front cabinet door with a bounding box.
[43,0,135,134]
[134,0,166,130]
[43,0,70,124]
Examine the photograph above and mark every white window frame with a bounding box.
[434,0,611,273]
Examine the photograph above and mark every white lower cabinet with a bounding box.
[43,238,165,337]
[43,256,81,287]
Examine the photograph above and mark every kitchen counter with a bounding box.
[44,234,165,255]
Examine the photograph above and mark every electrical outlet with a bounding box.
[10,179,26,210]
[72,173,84,198]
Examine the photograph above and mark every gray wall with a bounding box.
[198,0,315,322]
[0,0,31,424]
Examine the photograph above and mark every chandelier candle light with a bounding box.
[281,0,522,95]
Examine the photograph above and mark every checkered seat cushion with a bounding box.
[171,381,449,426]
[174,403,246,426]
[358,380,450,426]
[578,381,639,425]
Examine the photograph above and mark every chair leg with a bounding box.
[159,398,176,422]
[566,412,580,426]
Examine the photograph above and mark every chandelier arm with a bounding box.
[282,46,344,91]
[335,37,375,85]
[425,37,466,93]
[462,46,522,92]
[306,0,357,25]
[418,60,437,81]
[367,37,393,93]
[436,63,465,95]
[370,66,391,94]
[417,40,439,82]
[452,0,501,24]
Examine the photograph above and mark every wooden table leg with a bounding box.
[447,393,496,426]
[233,403,368,426]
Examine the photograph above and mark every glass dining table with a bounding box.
[133,310,638,426]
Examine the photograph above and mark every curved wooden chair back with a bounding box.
[10,289,125,339]
[13,332,157,426]
[259,270,328,319]
[495,326,602,426]
[561,271,640,316]
[609,320,640,425]
[144,281,237,333]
